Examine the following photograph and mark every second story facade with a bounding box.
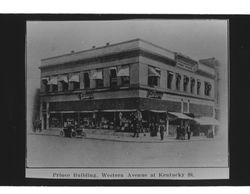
[40,39,217,103]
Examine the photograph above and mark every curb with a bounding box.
[28,132,216,143]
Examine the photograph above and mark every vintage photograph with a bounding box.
[26,19,229,179]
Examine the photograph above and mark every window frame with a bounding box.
[167,71,174,89]
[84,72,90,89]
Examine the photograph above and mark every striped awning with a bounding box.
[168,112,193,120]
[90,70,103,79]
[194,117,220,125]
[148,66,160,77]
[69,73,80,82]
[48,76,58,85]
[117,66,129,77]
[42,77,49,82]
[58,75,68,83]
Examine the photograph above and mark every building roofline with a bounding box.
[41,38,141,61]
[41,38,176,62]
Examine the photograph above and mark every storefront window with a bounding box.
[49,113,61,128]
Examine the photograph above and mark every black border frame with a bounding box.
[1,14,250,186]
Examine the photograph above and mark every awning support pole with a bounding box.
[61,113,63,128]
[77,112,80,128]
[212,125,215,137]
[166,119,169,136]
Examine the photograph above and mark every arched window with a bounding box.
[197,80,201,95]
[167,71,174,89]
[183,76,189,92]
[204,82,212,96]
[190,78,195,93]
[175,73,181,90]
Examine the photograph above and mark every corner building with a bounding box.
[39,39,219,135]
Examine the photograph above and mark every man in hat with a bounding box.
[159,121,165,141]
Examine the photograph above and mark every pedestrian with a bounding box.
[133,121,139,138]
[149,123,154,137]
[181,125,186,140]
[159,123,165,140]
[176,125,180,139]
[187,124,191,140]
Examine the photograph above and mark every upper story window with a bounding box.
[197,80,201,95]
[183,102,188,113]
[50,76,58,92]
[110,67,117,88]
[167,71,174,89]
[183,76,189,92]
[58,74,69,91]
[118,65,130,87]
[69,73,80,90]
[41,77,49,93]
[148,66,160,87]
[84,72,90,89]
[190,78,195,94]
[175,73,181,91]
[90,69,103,89]
[204,81,212,96]
[42,102,47,110]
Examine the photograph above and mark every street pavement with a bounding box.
[27,131,228,168]
[29,128,214,143]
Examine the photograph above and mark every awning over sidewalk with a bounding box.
[193,117,220,125]
[148,110,167,113]
[168,112,194,120]
[100,109,137,112]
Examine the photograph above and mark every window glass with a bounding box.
[51,84,58,92]
[183,76,189,92]
[197,80,201,95]
[190,78,195,93]
[148,66,160,87]
[110,68,117,88]
[42,78,49,93]
[118,65,130,87]
[167,71,173,89]
[175,73,181,90]
[84,72,90,88]
[204,82,212,96]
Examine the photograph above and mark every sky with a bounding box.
[26,20,228,131]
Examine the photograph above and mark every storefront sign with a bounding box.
[147,90,163,99]
[79,90,94,100]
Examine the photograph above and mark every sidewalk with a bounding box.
[29,128,216,143]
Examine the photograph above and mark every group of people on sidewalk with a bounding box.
[33,119,42,132]
[176,122,191,140]
[132,121,166,141]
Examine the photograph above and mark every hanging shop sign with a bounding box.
[79,90,94,100]
[147,90,163,99]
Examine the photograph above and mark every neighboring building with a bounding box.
[39,39,219,135]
